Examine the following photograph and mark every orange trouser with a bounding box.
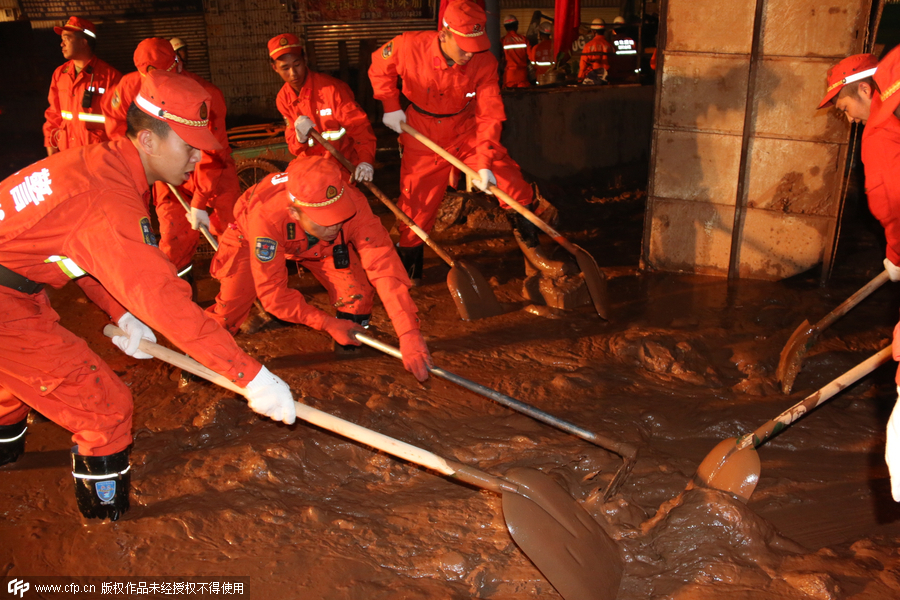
[504,67,531,88]
[207,228,375,334]
[0,288,133,456]
[397,134,533,247]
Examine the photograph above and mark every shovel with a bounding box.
[103,325,623,600]
[399,122,610,321]
[699,345,892,501]
[777,270,889,394]
[307,129,503,321]
[166,183,272,325]
[354,332,637,499]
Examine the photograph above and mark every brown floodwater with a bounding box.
[3,185,900,600]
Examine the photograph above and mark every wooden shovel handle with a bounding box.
[102,325,514,494]
[815,270,890,331]
[307,129,456,268]
[741,345,893,450]
[399,122,579,256]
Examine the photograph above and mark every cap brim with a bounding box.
[455,33,490,54]
[170,123,222,152]
[305,197,357,227]
[54,26,79,35]
[817,87,840,109]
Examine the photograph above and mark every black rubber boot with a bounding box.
[71,448,130,522]
[0,418,27,467]
[334,311,370,353]
[395,244,424,284]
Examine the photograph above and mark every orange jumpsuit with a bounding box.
[579,34,612,80]
[501,31,531,88]
[0,140,261,455]
[529,39,554,80]
[152,71,241,270]
[862,97,900,265]
[277,71,376,167]
[369,31,534,248]
[208,172,419,337]
[43,56,121,152]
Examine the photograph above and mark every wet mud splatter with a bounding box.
[3,182,900,599]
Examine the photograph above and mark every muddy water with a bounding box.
[3,188,900,599]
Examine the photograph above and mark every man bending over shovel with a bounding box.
[368,0,568,282]
[206,154,434,382]
[0,71,295,522]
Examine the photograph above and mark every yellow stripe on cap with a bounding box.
[135,93,209,128]
[443,19,486,39]
[270,43,303,57]
[288,187,344,208]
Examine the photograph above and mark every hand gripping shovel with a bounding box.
[355,332,637,500]
[777,270,889,394]
[165,183,271,324]
[103,325,623,600]
[699,345,892,501]
[399,122,611,320]
[307,129,503,321]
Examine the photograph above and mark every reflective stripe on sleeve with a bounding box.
[45,255,87,279]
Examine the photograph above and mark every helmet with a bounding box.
[169,37,186,52]
[613,16,626,25]
[590,18,605,30]
[503,15,518,25]
[539,22,552,35]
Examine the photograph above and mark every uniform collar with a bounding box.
[430,34,466,72]
[285,71,316,103]
[113,139,151,204]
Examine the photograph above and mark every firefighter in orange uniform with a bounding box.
[529,22,554,82]
[207,155,433,381]
[369,0,563,281]
[269,33,377,183]
[43,16,121,155]
[501,15,531,88]
[0,71,295,522]
[579,19,612,84]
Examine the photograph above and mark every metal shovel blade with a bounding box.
[447,259,504,321]
[502,467,623,600]
[776,319,816,394]
[573,244,611,321]
[695,438,761,502]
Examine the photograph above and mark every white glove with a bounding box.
[382,109,407,134]
[474,168,497,195]
[885,258,900,282]
[244,366,296,425]
[354,162,374,183]
[187,207,210,231]
[294,115,314,144]
[112,312,156,359]
[887,385,900,501]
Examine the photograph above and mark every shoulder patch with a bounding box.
[139,217,158,247]
[255,237,278,262]
[286,222,296,240]
[111,89,120,109]
[382,41,393,59]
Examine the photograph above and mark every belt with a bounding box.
[410,101,470,119]
[0,263,44,294]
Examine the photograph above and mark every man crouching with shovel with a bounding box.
[206,154,434,382]
[0,70,296,522]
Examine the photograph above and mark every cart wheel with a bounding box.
[236,159,283,191]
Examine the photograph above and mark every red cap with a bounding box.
[286,156,357,226]
[268,33,304,60]
[818,53,879,109]
[54,16,97,39]
[133,38,178,74]
[135,71,221,151]
[442,0,490,53]
[871,46,900,128]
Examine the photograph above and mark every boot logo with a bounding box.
[95,480,116,503]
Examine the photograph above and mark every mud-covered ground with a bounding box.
[3,164,900,599]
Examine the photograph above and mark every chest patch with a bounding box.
[255,237,278,262]
[139,217,158,247]
[286,222,296,240]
